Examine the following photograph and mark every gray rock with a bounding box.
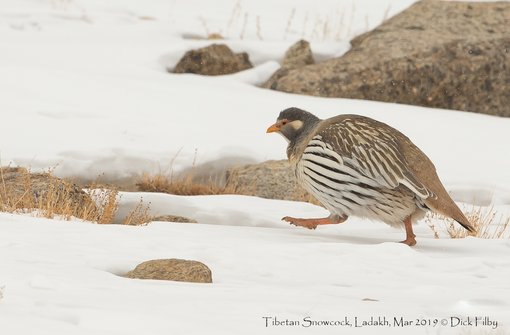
[263,40,315,89]
[266,1,510,117]
[282,39,315,69]
[225,160,317,203]
[125,259,212,283]
[172,44,252,76]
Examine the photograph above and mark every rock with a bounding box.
[225,160,317,203]
[266,1,510,117]
[263,40,314,89]
[0,166,97,217]
[150,215,197,223]
[282,39,315,69]
[125,259,212,283]
[172,44,253,75]
[206,33,224,40]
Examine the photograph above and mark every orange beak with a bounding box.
[267,119,290,133]
[266,121,282,133]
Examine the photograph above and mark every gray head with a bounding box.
[267,107,322,159]
[266,107,321,143]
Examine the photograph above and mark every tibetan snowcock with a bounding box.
[267,107,475,246]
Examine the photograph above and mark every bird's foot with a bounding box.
[282,215,347,230]
[399,237,417,246]
[282,217,321,229]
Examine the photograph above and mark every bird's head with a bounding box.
[266,107,321,144]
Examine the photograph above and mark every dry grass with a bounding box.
[135,149,232,196]
[256,15,262,40]
[194,2,390,42]
[136,172,230,196]
[1,167,100,221]
[427,206,510,239]
[136,169,323,208]
[136,152,320,203]
[122,197,152,225]
[0,166,149,225]
[89,188,120,224]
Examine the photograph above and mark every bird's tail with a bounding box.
[453,211,476,234]
[425,198,477,234]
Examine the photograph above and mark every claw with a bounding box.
[281,215,346,230]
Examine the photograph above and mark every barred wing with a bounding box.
[304,116,435,199]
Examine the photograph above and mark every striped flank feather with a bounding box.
[296,129,429,227]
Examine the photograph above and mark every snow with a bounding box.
[1,0,510,334]
[1,196,510,335]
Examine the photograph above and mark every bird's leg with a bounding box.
[282,214,348,230]
[399,216,417,246]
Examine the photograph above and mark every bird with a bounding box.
[266,107,475,246]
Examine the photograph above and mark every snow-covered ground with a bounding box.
[1,0,510,334]
[1,195,510,335]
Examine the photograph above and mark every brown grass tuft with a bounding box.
[92,188,119,224]
[1,166,100,221]
[426,206,509,239]
[0,166,149,225]
[122,197,152,225]
[136,172,231,196]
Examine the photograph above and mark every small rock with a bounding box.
[125,259,212,283]
[150,215,197,223]
[172,44,252,76]
[207,33,224,40]
[282,39,315,69]
[263,39,314,88]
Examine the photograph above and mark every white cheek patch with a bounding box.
[289,120,304,130]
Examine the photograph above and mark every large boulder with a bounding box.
[125,259,212,283]
[172,44,252,75]
[265,1,510,117]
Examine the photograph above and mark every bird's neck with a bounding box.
[286,120,321,163]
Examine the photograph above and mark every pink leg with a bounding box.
[399,216,417,246]
[282,214,348,230]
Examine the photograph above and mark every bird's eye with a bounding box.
[282,121,288,125]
